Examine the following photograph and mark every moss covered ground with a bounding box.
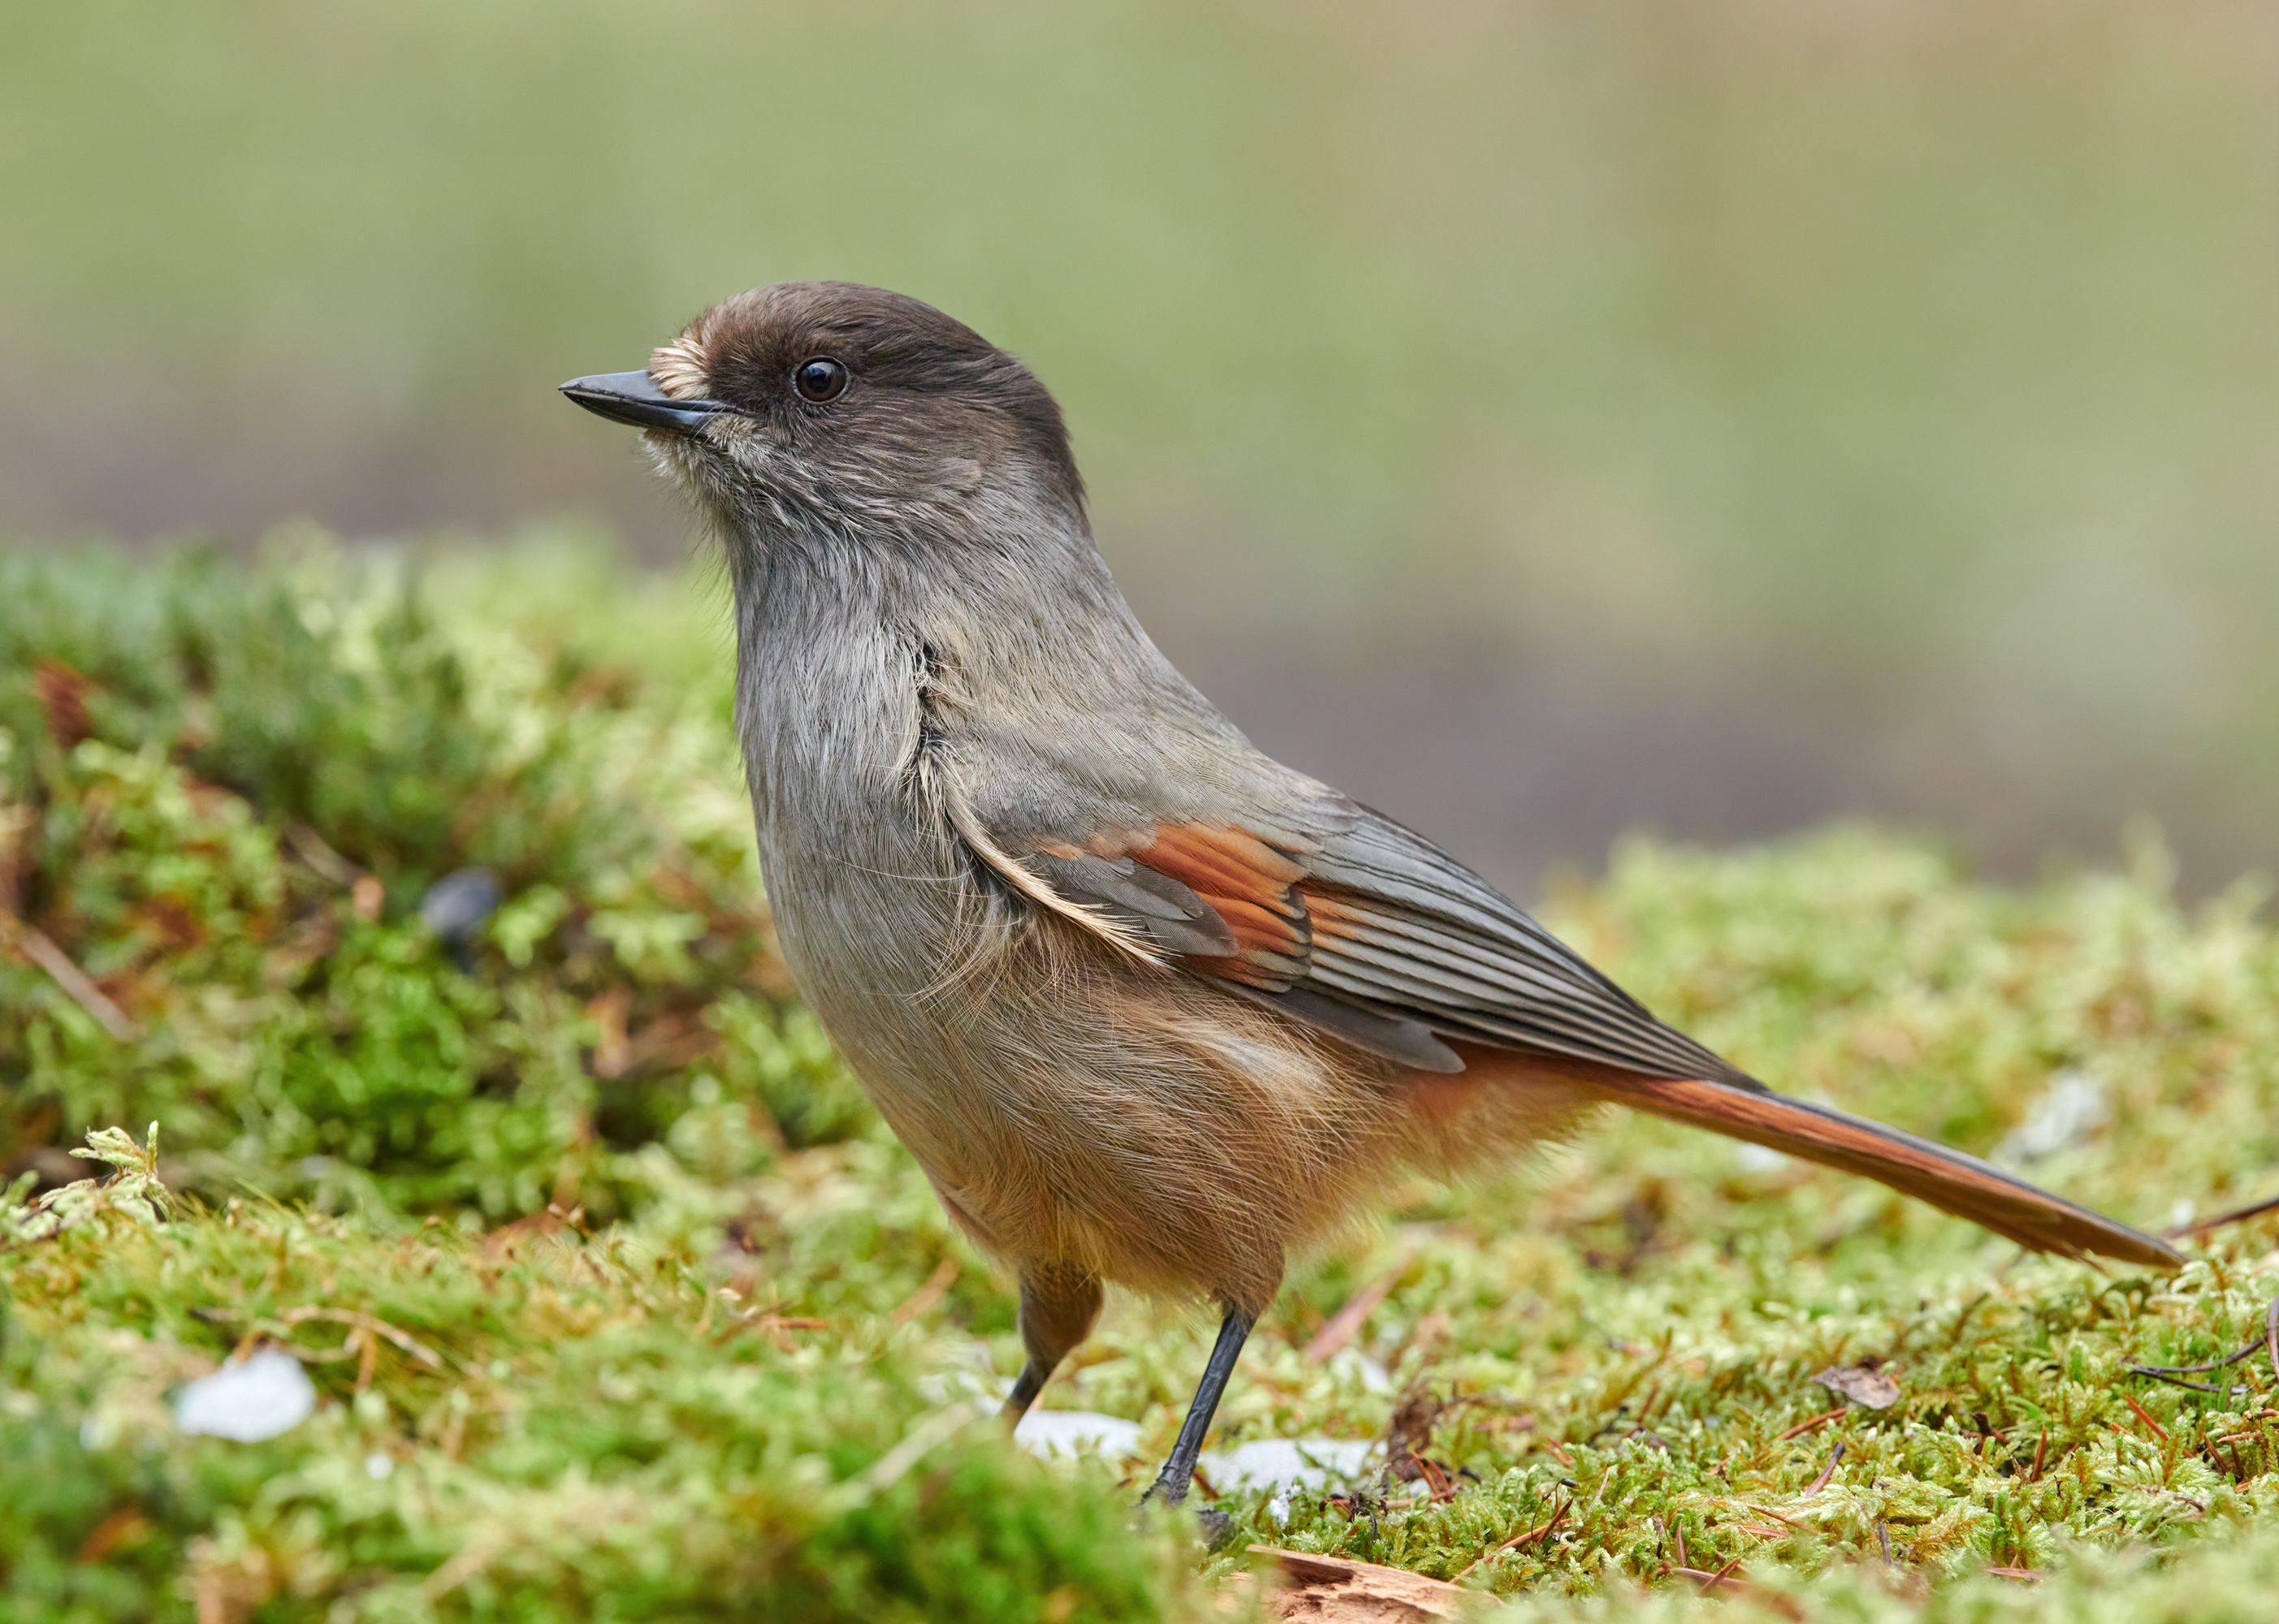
[5,535,2279,1622]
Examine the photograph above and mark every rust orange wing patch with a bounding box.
[1075,823,1464,1071]
[954,802,1464,1070]
[1101,824,1311,989]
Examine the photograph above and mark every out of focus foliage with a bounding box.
[5,536,2279,1622]
[0,535,863,1221]
[7,6,2279,883]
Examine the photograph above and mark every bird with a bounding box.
[562,281,2182,1514]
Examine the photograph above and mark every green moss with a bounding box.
[5,533,2279,1620]
[0,535,850,1224]
[0,1161,1197,1623]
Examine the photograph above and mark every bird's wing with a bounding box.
[941,757,1741,1085]
[937,767,2182,1269]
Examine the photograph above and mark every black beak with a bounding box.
[559,370,731,434]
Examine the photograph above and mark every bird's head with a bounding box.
[562,282,1084,549]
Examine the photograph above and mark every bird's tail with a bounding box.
[1480,1052,2182,1269]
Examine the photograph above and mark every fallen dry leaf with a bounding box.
[1811,1362,1901,1410]
[1251,1546,1474,1622]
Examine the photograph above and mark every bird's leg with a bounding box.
[1145,1308,1255,1507]
[1003,1264,1102,1425]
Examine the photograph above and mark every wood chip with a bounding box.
[1251,1546,1470,1622]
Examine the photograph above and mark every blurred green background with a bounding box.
[4,0,2274,889]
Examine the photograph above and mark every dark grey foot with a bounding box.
[1194,1507,1237,1550]
[1135,1308,1255,1536]
[1133,1480,1238,1550]
[1001,1358,1053,1425]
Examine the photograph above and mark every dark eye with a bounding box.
[793,357,850,402]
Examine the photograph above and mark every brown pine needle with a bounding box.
[2129,1305,2275,1380]
[888,1256,960,1325]
[1801,1441,1846,1497]
[1303,1248,1412,1363]
[2,914,141,1042]
[2164,1191,2279,1240]
[2117,1389,2169,1443]
[277,1306,447,1371]
[1738,1501,1808,1531]
[1662,1568,1805,1619]
[1455,1493,1570,1578]
[1776,1405,1847,1442]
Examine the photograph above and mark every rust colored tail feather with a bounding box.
[1480,1052,2183,1269]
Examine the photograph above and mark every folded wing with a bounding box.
[937,767,2180,1270]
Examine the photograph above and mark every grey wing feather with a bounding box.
[982,762,1740,1086]
[1304,810,1755,1086]
[1221,983,1464,1073]
[1027,850,1241,958]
